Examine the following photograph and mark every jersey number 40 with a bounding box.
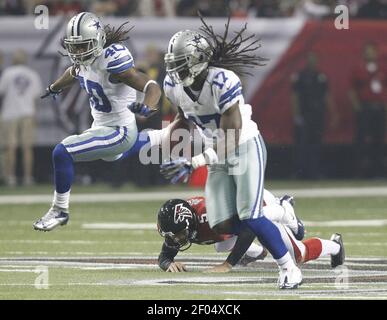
[78,76,112,113]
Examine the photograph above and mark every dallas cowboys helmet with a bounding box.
[165,30,212,87]
[157,199,198,251]
[64,12,106,66]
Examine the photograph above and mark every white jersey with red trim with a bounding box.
[76,43,137,127]
[163,66,259,145]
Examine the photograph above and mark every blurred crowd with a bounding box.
[1,0,387,19]
[291,44,387,179]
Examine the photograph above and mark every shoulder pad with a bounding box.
[163,74,176,89]
[103,43,134,74]
[211,69,242,112]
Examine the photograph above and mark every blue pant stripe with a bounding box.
[64,127,120,149]
[251,135,264,219]
[69,127,128,155]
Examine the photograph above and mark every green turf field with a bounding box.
[0,182,387,300]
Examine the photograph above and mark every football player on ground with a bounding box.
[158,16,303,289]
[157,191,345,273]
[33,12,161,231]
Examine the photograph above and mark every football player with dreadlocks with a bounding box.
[33,12,161,231]
[159,15,303,289]
[157,191,345,273]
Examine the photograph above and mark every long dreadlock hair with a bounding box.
[103,21,133,48]
[198,13,267,76]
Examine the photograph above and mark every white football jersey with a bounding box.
[163,67,259,145]
[76,43,137,127]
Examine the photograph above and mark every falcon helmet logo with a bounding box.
[174,203,193,224]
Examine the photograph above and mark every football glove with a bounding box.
[41,85,62,100]
[128,102,157,117]
[160,158,193,184]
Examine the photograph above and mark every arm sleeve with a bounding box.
[104,44,134,74]
[214,70,243,114]
[225,225,256,266]
[158,241,179,271]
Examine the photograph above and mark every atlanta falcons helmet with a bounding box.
[165,30,212,87]
[157,199,198,251]
[64,12,106,66]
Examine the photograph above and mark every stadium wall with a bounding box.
[252,19,387,145]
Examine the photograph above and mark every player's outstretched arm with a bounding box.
[112,68,161,116]
[166,262,187,272]
[205,226,256,273]
[204,261,232,273]
[158,242,185,272]
[225,226,256,266]
[41,66,77,99]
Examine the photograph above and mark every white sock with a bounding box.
[276,251,296,270]
[319,238,340,256]
[53,190,70,211]
[147,128,169,147]
[245,242,264,258]
[263,204,285,223]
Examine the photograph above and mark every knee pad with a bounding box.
[52,144,73,163]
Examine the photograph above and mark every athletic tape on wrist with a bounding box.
[191,148,218,169]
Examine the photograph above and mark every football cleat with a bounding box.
[280,195,305,240]
[330,233,345,268]
[239,248,268,266]
[278,265,303,290]
[33,207,69,231]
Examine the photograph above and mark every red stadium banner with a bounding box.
[251,20,387,145]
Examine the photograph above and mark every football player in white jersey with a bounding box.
[159,17,302,289]
[33,12,161,231]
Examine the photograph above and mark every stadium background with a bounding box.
[1,1,386,186]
